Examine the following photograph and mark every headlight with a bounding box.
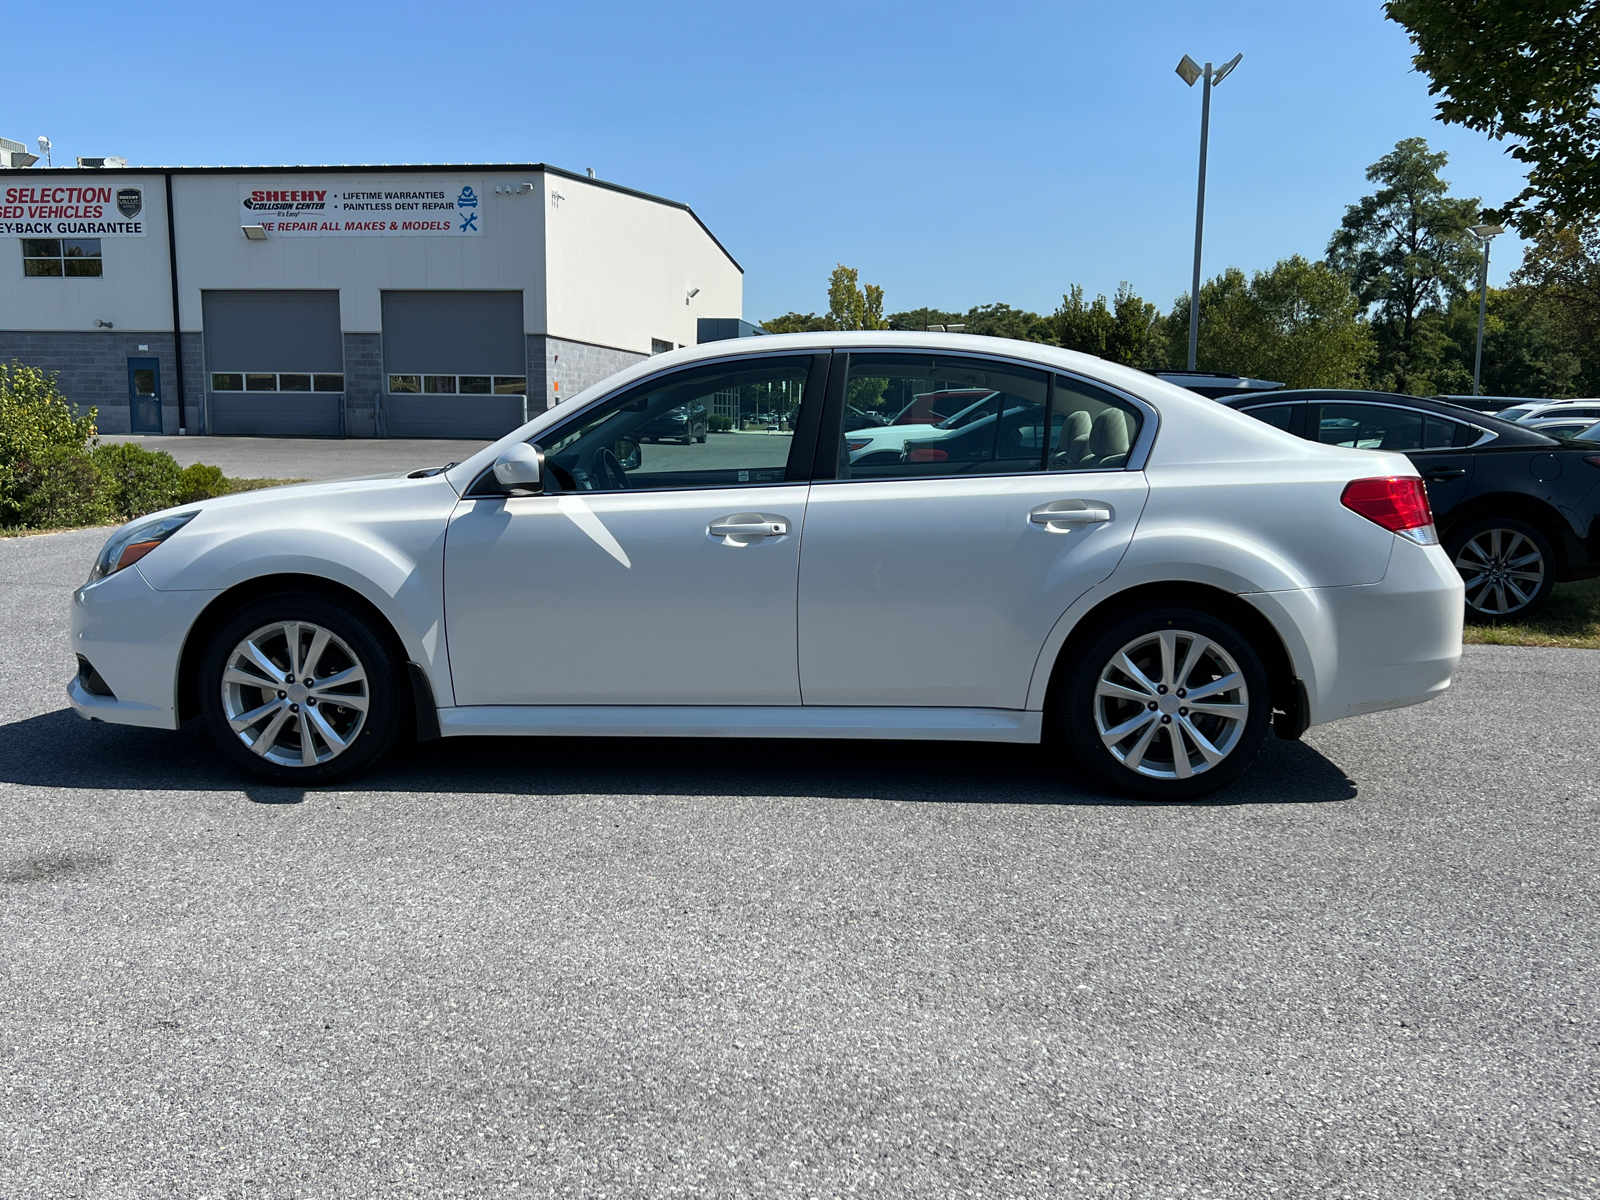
[87,511,198,585]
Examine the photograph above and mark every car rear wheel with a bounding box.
[1447,517,1556,622]
[199,594,403,784]
[1060,606,1270,800]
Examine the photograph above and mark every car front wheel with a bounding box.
[199,594,403,784]
[1447,517,1555,622]
[1061,606,1271,800]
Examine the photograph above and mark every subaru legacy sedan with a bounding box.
[68,333,1464,800]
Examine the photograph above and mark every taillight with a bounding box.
[1341,476,1438,545]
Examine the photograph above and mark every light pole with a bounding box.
[1467,222,1504,396]
[1176,52,1242,371]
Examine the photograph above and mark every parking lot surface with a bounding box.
[100,435,490,481]
[2,528,1596,1198]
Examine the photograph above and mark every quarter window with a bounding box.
[1240,404,1294,431]
[527,356,814,493]
[22,238,102,277]
[213,372,345,393]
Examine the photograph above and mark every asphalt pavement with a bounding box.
[1,527,1596,1199]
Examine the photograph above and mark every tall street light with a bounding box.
[1468,222,1504,396]
[1176,52,1243,371]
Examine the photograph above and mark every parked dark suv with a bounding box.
[1221,389,1600,621]
[637,402,708,444]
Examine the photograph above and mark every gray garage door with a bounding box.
[381,291,527,439]
[203,291,344,436]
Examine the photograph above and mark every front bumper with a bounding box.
[1247,535,1465,729]
[67,566,220,730]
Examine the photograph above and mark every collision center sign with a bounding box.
[239,181,485,237]
[0,182,148,236]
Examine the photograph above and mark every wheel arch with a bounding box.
[1038,581,1300,736]
[1439,493,1573,573]
[176,573,427,730]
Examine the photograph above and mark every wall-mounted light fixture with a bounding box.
[93,319,114,329]
[686,287,700,306]
[241,225,268,241]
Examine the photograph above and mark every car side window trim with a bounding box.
[465,350,830,498]
[808,350,1159,484]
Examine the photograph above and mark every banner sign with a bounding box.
[239,181,485,237]
[0,182,148,236]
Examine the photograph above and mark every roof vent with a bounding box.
[0,137,39,169]
[76,156,128,169]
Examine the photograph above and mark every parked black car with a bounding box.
[637,402,708,444]
[1220,389,1600,621]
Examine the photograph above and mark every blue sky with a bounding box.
[13,0,1531,322]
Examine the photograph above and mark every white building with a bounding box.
[0,163,744,437]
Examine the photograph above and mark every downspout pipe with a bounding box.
[164,172,187,434]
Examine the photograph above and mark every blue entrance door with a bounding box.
[128,358,162,433]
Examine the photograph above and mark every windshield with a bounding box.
[1496,405,1535,420]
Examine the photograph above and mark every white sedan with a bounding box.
[68,333,1464,800]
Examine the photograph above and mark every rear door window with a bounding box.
[1314,404,1424,452]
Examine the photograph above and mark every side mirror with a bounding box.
[613,438,641,470]
[492,442,545,492]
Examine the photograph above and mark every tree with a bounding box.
[1153,258,1376,388]
[960,303,1051,343]
[1439,286,1581,398]
[1055,284,1155,367]
[1507,221,1600,393]
[885,306,966,331]
[1327,138,1481,392]
[760,311,831,334]
[827,264,887,331]
[1385,0,1600,234]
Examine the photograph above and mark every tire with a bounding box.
[198,593,403,785]
[1060,606,1271,800]
[1446,517,1557,622]
[696,426,707,444]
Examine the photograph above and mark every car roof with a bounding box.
[1216,387,1558,446]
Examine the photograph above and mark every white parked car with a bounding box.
[68,333,1464,800]
[1495,398,1600,424]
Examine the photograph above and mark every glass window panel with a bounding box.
[132,369,157,396]
[313,374,344,392]
[22,239,61,258]
[63,257,102,277]
[493,376,527,394]
[62,239,101,258]
[458,375,492,394]
[1424,416,1461,449]
[388,375,420,394]
[837,354,1049,480]
[535,356,813,493]
[278,374,312,392]
[245,373,277,392]
[23,257,62,277]
[1048,376,1144,471]
[1316,404,1423,451]
[1241,404,1294,431]
[211,373,244,391]
[423,375,456,394]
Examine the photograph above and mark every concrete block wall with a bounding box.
[343,333,383,438]
[540,336,644,409]
[179,331,204,434]
[0,330,184,435]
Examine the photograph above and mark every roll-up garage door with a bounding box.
[203,291,344,436]
[381,291,528,439]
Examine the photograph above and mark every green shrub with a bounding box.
[0,362,98,527]
[90,442,184,521]
[708,414,734,432]
[178,461,229,503]
[9,447,113,530]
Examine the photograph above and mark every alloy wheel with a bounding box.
[220,621,370,767]
[1093,629,1250,781]
[1453,528,1545,617]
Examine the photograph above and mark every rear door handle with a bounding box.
[1423,468,1466,481]
[1030,500,1112,530]
[709,513,790,541]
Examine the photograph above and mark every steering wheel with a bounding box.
[593,447,629,491]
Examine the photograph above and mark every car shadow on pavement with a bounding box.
[0,708,1357,808]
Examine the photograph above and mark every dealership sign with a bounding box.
[0,182,148,236]
[239,181,485,236]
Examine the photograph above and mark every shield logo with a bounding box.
[116,188,142,218]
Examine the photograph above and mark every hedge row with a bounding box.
[2,361,245,532]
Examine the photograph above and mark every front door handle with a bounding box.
[1423,467,1467,481]
[1030,500,1112,530]
[709,513,790,542]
